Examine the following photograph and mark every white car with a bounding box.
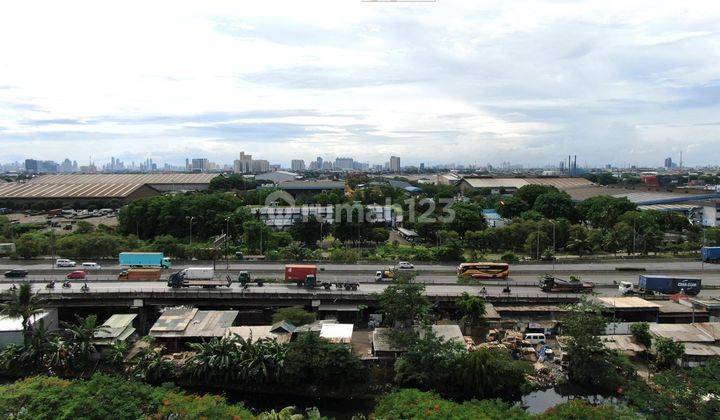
[55,258,76,267]
[397,261,415,270]
[81,262,102,270]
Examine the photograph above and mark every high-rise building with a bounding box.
[24,159,38,173]
[233,152,253,173]
[316,156,323,170]
[322,161,334,170]
[291,159,305,171]
[251,159,270,173]
[191,158,209,172]
[664,157,673,169]
[334,157,354,170]
[389,156,401,172]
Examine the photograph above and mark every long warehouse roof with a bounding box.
[0,182,156,198]
[28,173,217,185]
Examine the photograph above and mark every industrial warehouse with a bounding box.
[0,173,216,207]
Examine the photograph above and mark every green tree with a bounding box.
[288,218,325,247]
[272,307,316,326]
[451,348,531,401]
[629,322,652,348]
[456,292,486,327]
[497,196,529,219]
[243,219,273,254]
[0,282,44,345]
[654,336,684,369]
[524,230,551,258]
[563,299,635,393]
[283,333,367,390]
[516,184,558,208]
[394,330,464,391]
[62,314,109,373]
[373,389,529,419]
[75,220,95,234]
[15,232,49,259]
[376,277,432,329]
[532,191,578,222]
[446,202,487,237]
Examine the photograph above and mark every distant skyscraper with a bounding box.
[389,156,401,172]
[24,159,38,173]
[316,156,323,170]
[233,151,253,173]
[191,158,208,172]
[251,159,269,173]
[291,159,305,171]
[334,157,354,170]
[664,157,673,169]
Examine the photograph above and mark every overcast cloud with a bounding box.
[1,1,719,167]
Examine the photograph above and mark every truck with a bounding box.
[619,275,702,296]
[375,268,395,282]
[119,252,172,269]
[284,264,359,291]
[285,264,319,285]
[539,275,594,293]
[167,267,230,288]
[118,268,162,281]
[701,246,720,263]
[236,271,265,288]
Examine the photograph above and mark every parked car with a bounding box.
[4,269,28,278]
[81,262,101,270]
[524,333,547,345]
[66,270,86,280]
[397,261,415,270]
[55,258,76,267]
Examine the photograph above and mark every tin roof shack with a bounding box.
[597,297,660,322]
[688,297,720,319]
[320,323,354,344]
[372,325,466,359]
[600,335,648,357]
[93,314,137,346]
[0,309,58,349]
[317,303,361,324]
[226,321,295,344]
[649,323,720,367]
[150,308,238,350]
[655,300,709,323]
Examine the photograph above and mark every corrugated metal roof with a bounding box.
[682,343,720,357]
[598,297,661,309]
[650,323,715,343]
[150,308,198,333]
[0,182,153,198]
[29,173,216,185]
[226,325,292,343]
[320,324,354,343]
[601,335,647,353]
[151,309,237,338]
[94,314,137,339]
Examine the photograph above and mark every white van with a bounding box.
[524,333,546,345]
[55,258,76,267]
[81,262,102,270]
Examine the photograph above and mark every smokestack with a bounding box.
[568,155,571,175]
[573,155,577,177]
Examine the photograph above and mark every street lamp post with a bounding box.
[225,217,230,272]
[187,216,195,247]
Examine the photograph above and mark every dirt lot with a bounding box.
[6,212,119,234]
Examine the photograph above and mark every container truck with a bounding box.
[167,267,230,288]
[284,264,358,290]
[619,275,701,296]
[119,252,171,269]
[284,265,319,285]
[539,275,594,293]
[118,268,162,281]
[701,246,720,263]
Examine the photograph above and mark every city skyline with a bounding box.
[2,1,720,167]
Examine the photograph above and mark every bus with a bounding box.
[457,262,510,279]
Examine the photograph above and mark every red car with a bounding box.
[66,270,86,280]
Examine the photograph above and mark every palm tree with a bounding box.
[129,339,174,384]
[0,282,44,345]
[62,314,109,373]
[186,335,241,383]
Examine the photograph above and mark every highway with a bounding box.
[3,278,720,298]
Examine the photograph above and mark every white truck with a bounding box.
[167,267,230,288]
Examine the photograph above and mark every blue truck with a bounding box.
[701,246,720,263]
[620,275,701,296]
[119,252,172,269]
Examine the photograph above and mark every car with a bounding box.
[81,262,101,270]
[66,270,86,280]
[55,258,76,267]
[4,269,28,278]
[397,261,415,270]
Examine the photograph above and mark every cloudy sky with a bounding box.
[1,1,719,168]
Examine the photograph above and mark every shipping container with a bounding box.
[119,252,172,268]
[118,268,162,281]
[701,246,720,263]
[639,275,701,296]
[284,264,318,283]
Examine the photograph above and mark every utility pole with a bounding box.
[225,217,230,273]
[536,225,540,260]
[187,216,195,247]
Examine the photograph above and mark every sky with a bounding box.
[1,0,719,168]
